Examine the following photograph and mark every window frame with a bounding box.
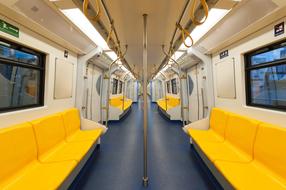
[245,40,286,111]
[0,37,46,113]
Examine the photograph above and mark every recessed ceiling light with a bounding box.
[61,8,110,50]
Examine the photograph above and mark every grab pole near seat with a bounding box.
[162,45,185,127]
[142,13,149,187]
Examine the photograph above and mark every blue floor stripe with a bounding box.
[73,99,216,190]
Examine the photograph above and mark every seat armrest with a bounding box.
[81,118,108,134]
[183,118,210,134]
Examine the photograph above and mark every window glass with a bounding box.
[0,38,44,112]
[0,43,40,66]
[166,81,170,93]
[0,63,40,109]
[246,40,286,111]
[251,46,286,66]
[112,78,118,94]
[171,78,177,94]
[249,64,286,106]
[118,81,123,94]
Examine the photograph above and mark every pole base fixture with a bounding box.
[142,177,149,187]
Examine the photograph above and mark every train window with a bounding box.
[171,78,177,94]
[245,40,286,111]
[166,81,171,93]
[118,80,123,94]
[0,38,45,113]
[112,78,118,94]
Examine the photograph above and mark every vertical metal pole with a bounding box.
[106,58,121,128]
[142,13,149,187]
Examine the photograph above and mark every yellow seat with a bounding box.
[157,98,167,110]
[156,95,180,111]
[110,96,132,111]
[196,113,259,163]
[215,123,286,190]
[189,108,228,143]
[39,141,94,163]
[2,161,76,190]
[0,123,76,190]
[214,161,286,190]
[166,95,180,107]
[31,114,94,163]
[212,123,286,189]
[62,108,103,142]
[189,129,224,142]
[198,140,252,162]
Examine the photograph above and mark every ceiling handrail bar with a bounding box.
[83,0,101,22]
[106,21,114,45]
[190,0,209,26]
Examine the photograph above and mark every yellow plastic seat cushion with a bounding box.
[157,99,167,110]
[214,161,286,190]
[0,123,38,184]
[1,161,77,190]
[209,108,229,138]
[39,140,94,163]
[62,108,81,136]
[253,123,286,182]
[62,108,103,142]
[197,141,252,162]
[31,114,66,157]
[189,128,224,143]
[66,129,103,143]
[224,113,259,158]
[123,99,132,110]
[109,96,123,107]
[166,95,180,107]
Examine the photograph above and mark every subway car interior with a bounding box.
[1,0,286,189]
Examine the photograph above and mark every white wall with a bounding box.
[212,17,286,127]
[0,16,78,128]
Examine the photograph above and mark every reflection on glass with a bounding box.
[0,63,40,109]
[251,46,286,66]
[250,64,286,106]
[0,44,39,65]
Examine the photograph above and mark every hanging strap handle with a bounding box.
[83,0,101,22]
[176,23,194,48]
[190,0,209,26]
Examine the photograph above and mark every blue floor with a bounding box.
[75,98,215,190]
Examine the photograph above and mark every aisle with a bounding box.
[74,98,215,190]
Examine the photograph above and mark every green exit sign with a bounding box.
[0,19,19,38]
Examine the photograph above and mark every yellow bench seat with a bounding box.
[189,129,224,143]
[156,95,180,111]
[109,96,132,111]
[38,140,94,163]
[214,161,286,190]
[62,108,103,142]
[1,161,76,190]
[0,123,77,190]
[198,141,252,163]
[188,108,286,189]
